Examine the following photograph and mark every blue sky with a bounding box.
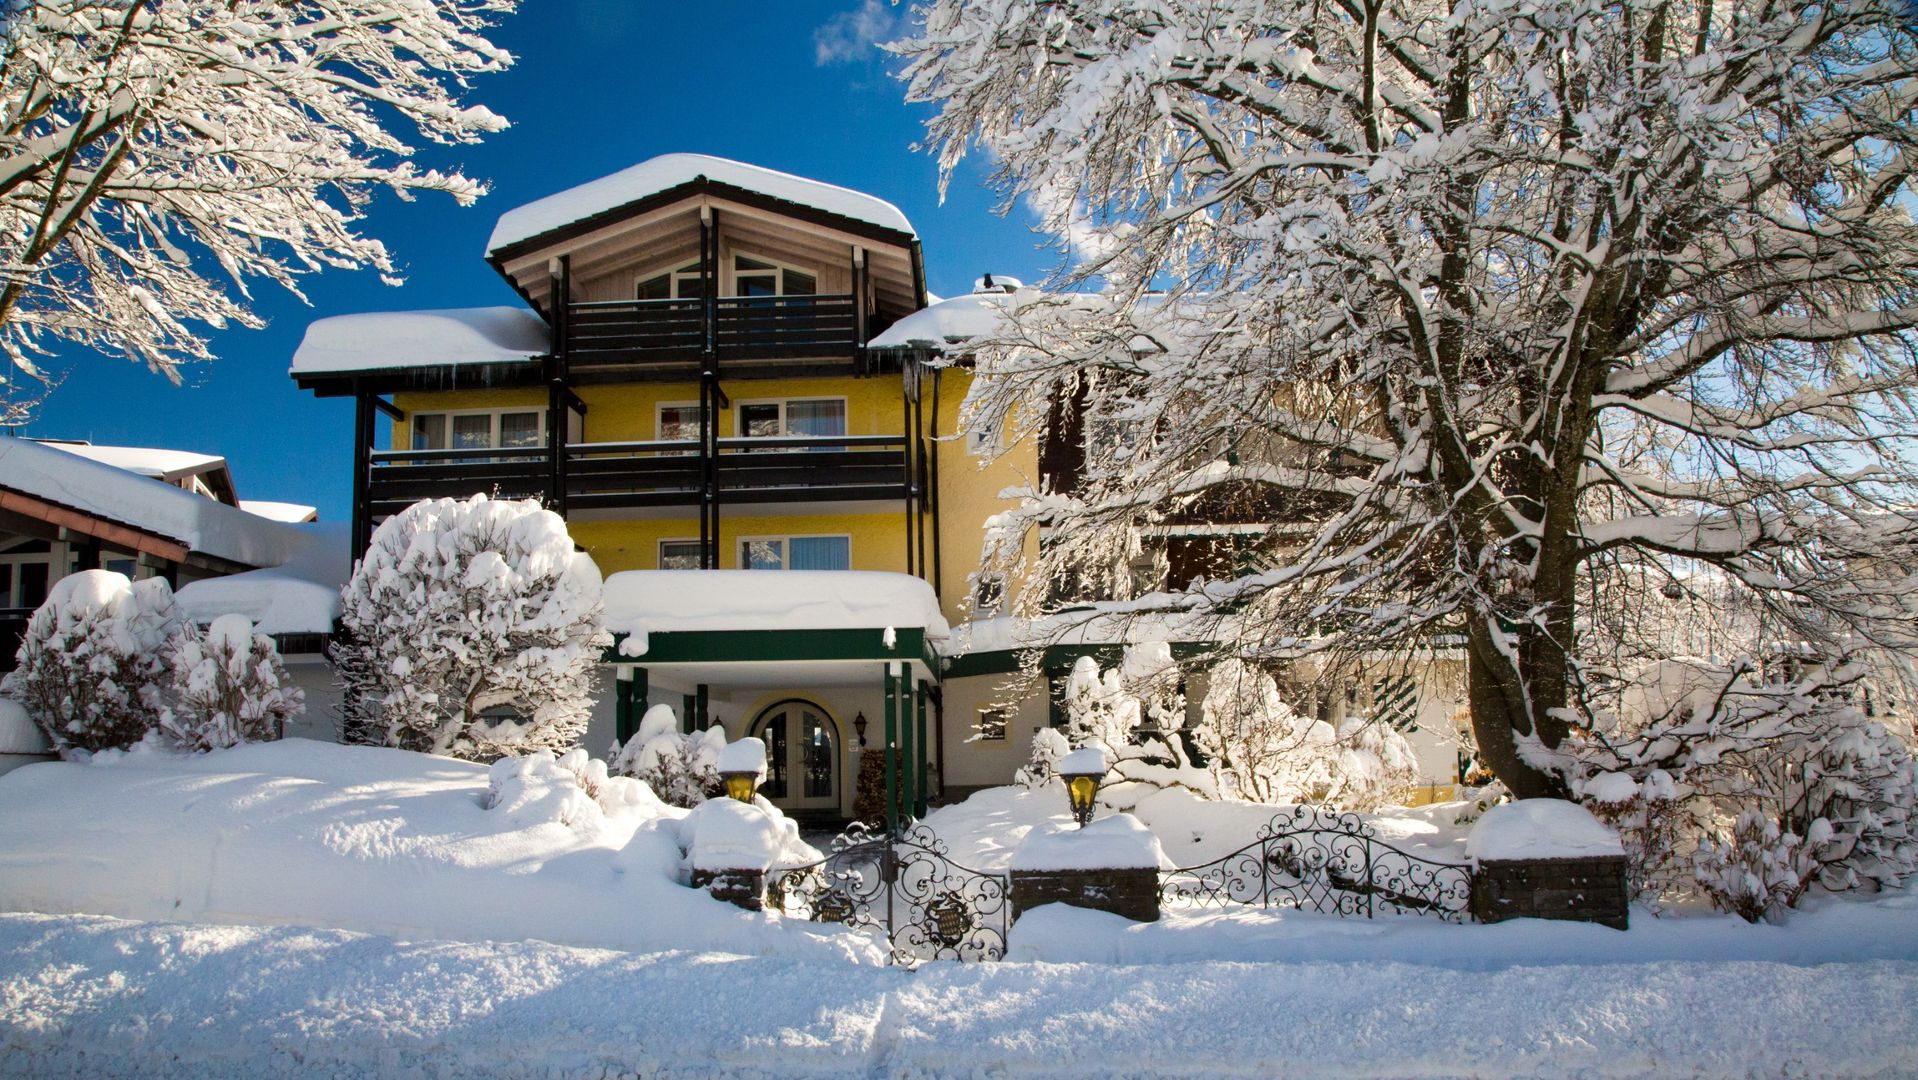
[19,1,1051,524]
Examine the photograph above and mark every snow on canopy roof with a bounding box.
[37,442,226,482]
[485,153,917,255]
[868,290,1016,349]
[0,436,308,569]
[175,522,349,636]
[290,306,548,375]
[601,570,950,643]
[240,500,318,523]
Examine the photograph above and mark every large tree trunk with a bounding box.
[1465,620,1573,800]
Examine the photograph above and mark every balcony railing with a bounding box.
[563,294,858,368]
[367,434,908,520]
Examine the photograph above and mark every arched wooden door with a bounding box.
[749,699,840,812]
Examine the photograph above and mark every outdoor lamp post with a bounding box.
[716,737,767,804]
[1057,747,1108,828]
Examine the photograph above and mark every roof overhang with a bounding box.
[293,360,548,398]
[0,486,190,563]
[605,626,940,687]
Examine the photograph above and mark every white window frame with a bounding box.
[0,541,63,610]
[633,262,704,300]
[410,407,545,452]
[736,534,852,572]
[732,396,849,440]
[658,539,703,570]
[729,252,818,297]
[654,401,704,454]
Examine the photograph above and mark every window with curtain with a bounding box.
[740,536,849,571]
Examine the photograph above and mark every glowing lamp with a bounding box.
[1056,746,1109,828]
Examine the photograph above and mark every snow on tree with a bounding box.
[1016,726,1070,789]
[1060,647,1214,808]
[609,703,726,808]
[1196,658,1417,809]
[157,614,301,752]
[896,0,1918,801]
[0,0,515,410]
[1578,656,1918,915]
[332,495,610,760]
[2,568,180,754]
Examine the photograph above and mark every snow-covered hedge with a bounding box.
[610,704,724,808]
[3,571,298,756]
[333,495,610,760]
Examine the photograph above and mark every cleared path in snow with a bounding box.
[2,914,1914,1079]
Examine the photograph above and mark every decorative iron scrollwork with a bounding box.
[1161,805,1475,922]
[765,823,1011,966]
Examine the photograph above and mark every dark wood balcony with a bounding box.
[366,435,909,521]
[564,294,859,371]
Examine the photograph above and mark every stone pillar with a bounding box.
[1008,814,1165,924]
[682,795,806,912]
[690,867,765,911]
[1465,800,1630,930]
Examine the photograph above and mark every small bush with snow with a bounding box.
[484,747,660,828]
[1058,647,1213,809]
[1577,656,1918,919]
[1015,727,1069,790]
[610,703,725,807]
[158,614,302,752]
[333,495,610,760]
[3,571,181,754]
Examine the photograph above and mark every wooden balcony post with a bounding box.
[699,207,721,569]
[547,256,571,516]
[851,246,868,375]
[351,387,374,564]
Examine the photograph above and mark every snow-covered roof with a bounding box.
[601,570,950,644]
[174,522,349,636]
[240,500,318,523]
[868,290,1015,349]
[0,436,309,569]
[290,306,549,376]
[36,442,226,483]
[486,153,917,255]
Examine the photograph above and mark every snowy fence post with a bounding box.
[1465,801,1630,930]
[1007,814,1165,924]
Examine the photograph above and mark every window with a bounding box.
[636,263,705,300]
[656,403,703,453]
[736,398,846,446]
[973,572,1005,616]
[739,535,850,572]
[410,410,542,452]
[976,708,1007,741]
[0,539,57,610]
[733,255,816,297]
[659,540,702,570]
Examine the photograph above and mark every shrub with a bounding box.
[610,703,725,808]
[158,614,301,751]
[3,570,180,754]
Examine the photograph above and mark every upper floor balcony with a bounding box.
[562,292,860,373]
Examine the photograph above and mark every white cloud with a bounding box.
[813,0,904,66]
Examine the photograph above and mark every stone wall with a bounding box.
[1470,855,1629,930]
[1009,867,1160,923]
[691,867,765,911]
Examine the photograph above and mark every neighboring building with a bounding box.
[290,153,1466,819]
[0,436,347,735]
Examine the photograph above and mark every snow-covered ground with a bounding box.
[2,912,1915,1078]
[3,744,1916,1076]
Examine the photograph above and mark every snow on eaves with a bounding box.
[602,570,950,646]
[868,291,1014,349]
[36,442,226,483]
[174,522,349,636]
[240,500,318,523]
[290,306,548,376]
[0,436,309,572]
[485,153,917,256]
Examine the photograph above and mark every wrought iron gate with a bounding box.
[1159,805,1475,921]
[766,823,1011,966]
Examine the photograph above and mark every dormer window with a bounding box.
[636,263,704,300]
[734,255,815,297]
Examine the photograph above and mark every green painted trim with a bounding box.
[604,627,929,668]
[942,639,1221,682]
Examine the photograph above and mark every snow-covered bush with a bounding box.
[609,703,725,808]
[157,614,300,752]
[3,570,181,754]
[1016,727,1070,789]
[1578,657,1918,918]
[1060,649,1212,809]
[1194,659,1417,810]
[485,747,659,828]
[332,495,610,760]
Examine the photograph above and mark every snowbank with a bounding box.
[679,796,817,872]
[174,521,349,635]
[1466,799,1626,861]
[1011,814,1165,871]
[0,739,879,963]
[290,306,548,374]
[4,912,1916,1078]
[486,153,916,254]
[603,570,950,650]
[0,697,47,755]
